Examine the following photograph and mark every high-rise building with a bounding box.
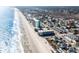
[33,18,41,31]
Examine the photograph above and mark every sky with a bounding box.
[0,0,79,6]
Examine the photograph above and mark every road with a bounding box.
[15,8,55,53]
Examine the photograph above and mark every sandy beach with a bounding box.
[16,9,38,53]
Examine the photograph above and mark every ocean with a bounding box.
[0,7,22,53]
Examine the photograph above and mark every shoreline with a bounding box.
[10,9,24,53]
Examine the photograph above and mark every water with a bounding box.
[0,7,20,53]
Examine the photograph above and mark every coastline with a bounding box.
[10,9,24,53]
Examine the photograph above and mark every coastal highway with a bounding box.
[15,8,56,53]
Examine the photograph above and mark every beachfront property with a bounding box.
[0,6,79,53]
